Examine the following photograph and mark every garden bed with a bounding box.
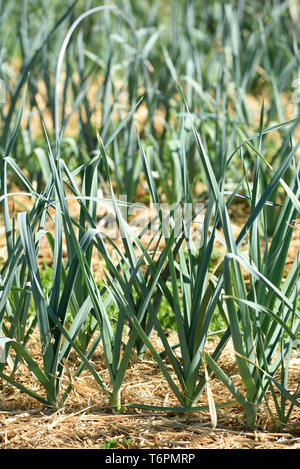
[1,330,300,450]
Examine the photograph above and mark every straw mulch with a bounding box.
[0,329,299,450]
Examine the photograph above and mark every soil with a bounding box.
[0,330,299,450]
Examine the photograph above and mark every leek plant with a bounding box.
[108,98,300,426]
[0,167,110,405]
[219,153,300,428]
[0,98,110,404]
[193,105,300,427]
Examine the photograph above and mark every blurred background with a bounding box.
[0,0,300,202]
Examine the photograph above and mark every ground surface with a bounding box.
[0,329,299,450]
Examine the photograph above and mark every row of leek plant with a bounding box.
[0,91,299,428]
[112,99,300,428]
[2,1,300,206]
